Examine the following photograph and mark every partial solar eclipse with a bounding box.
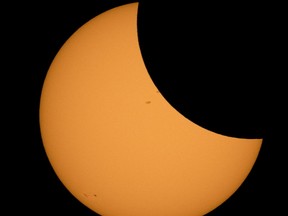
[39,3,262,216]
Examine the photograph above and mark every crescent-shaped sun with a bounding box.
[39,3,262,216]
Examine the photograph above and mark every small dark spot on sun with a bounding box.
[145,101,151,104]
[83,193,97,198]
[156,90,159,93]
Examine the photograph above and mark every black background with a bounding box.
[5,0,286,215]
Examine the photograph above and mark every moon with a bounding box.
[39,3,262,216]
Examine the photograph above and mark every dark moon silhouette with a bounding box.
[137,1,278,139]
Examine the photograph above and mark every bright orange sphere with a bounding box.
[39,3,262,216]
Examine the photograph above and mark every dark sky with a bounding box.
[6,0,285,215]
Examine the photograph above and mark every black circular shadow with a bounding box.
[137,1,276,139]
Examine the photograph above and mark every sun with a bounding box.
[39,3,262,216]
